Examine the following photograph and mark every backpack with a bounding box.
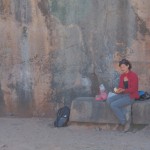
[54,106,70,127]
[136,91,150,101]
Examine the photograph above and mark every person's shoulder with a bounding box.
[129,70,138,77]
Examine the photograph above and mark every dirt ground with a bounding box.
[0,118,150,150]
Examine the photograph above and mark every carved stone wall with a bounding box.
[0,0,149,117]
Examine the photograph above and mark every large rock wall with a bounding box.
[0,0,149,117]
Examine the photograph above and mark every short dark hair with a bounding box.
[119,59,132,70]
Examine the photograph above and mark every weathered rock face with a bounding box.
[0,0,149,117]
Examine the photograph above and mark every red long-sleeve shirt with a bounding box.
[118,71,139,99]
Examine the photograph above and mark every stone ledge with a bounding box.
[132,100,150,124]
[70,97,131,124]
[70,97,150,125]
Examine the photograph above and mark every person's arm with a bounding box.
[114,75,125,94]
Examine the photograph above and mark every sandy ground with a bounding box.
[0,118,150,150]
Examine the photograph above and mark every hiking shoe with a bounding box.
[123,122,130,132]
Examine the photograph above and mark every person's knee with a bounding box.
[110,102,117,110]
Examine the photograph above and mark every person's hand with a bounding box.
[117,88,125,93]
[114,88,125,94]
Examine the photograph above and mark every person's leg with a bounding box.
[110,94,132,125]
[107,94,125,105]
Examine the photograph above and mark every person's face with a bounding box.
[120,64,129,73]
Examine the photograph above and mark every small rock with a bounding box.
[0,144,7,148]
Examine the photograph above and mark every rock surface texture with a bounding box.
[0,0,149,117]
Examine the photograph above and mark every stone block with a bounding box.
[70,97,131,124]
[132,100,150,124]
[70,97,93,122]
